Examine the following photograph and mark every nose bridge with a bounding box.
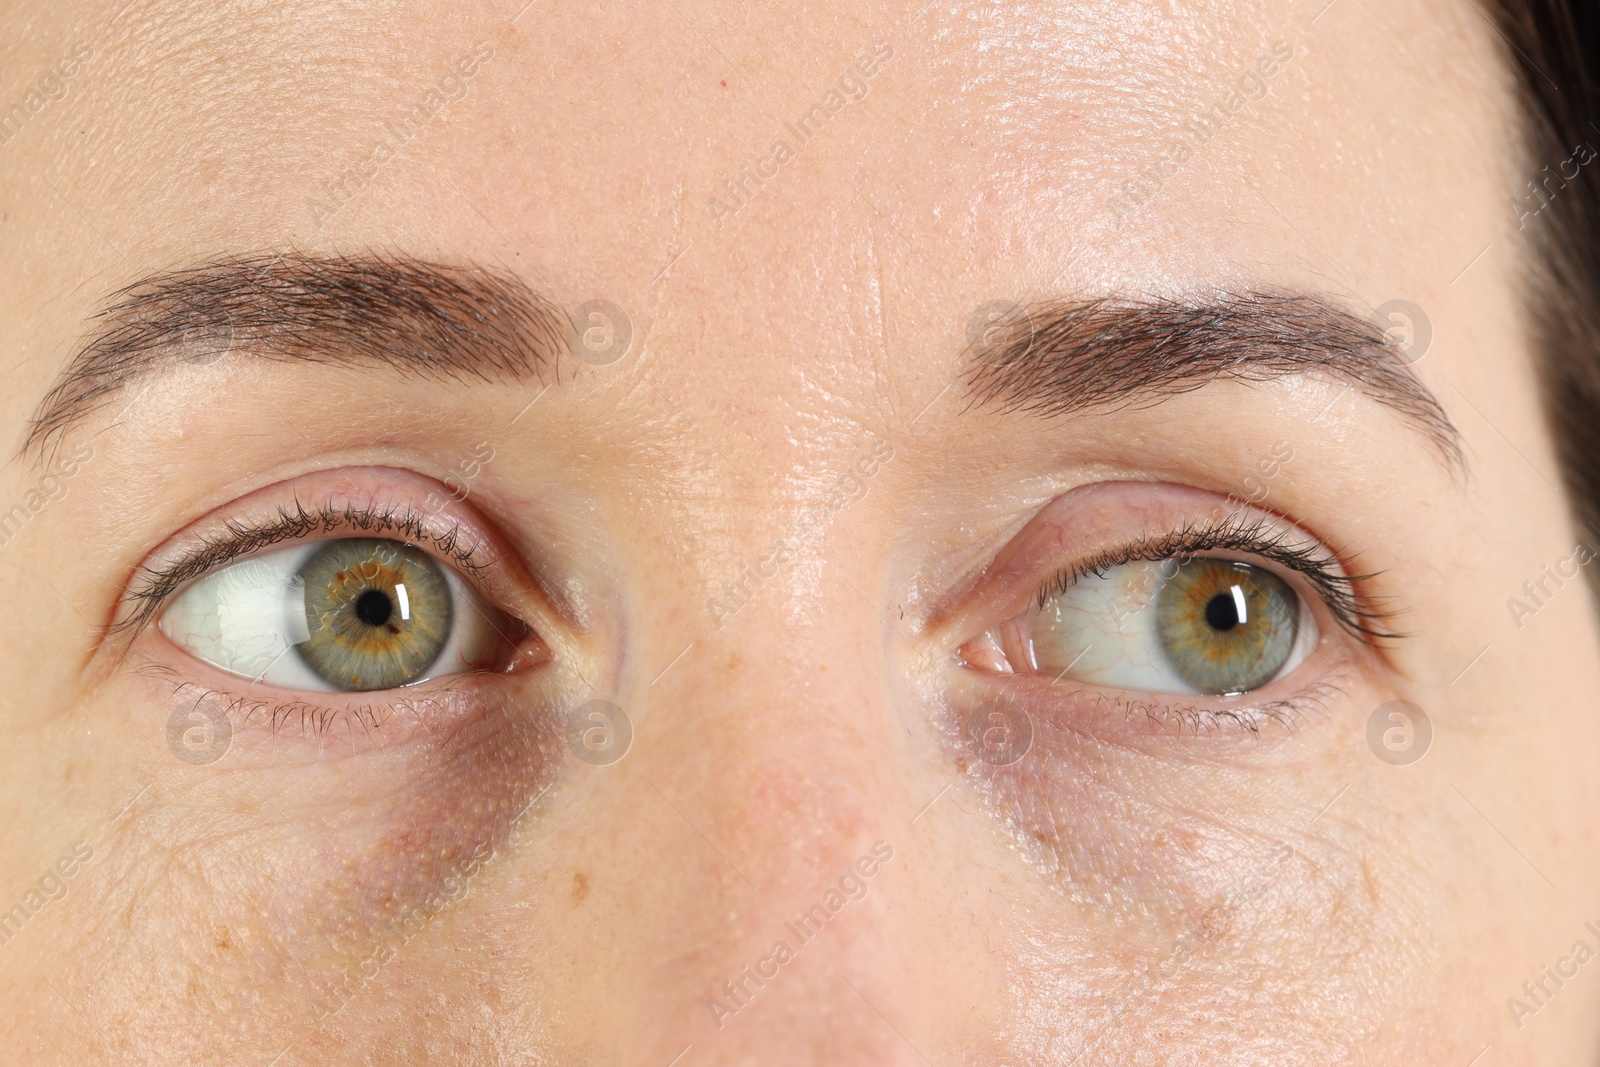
[549,273,937,1057]
[612,534,926,1060]
[640,571,899,898]
[626,359,908,866]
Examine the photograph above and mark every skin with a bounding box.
[1,0,1598,1063]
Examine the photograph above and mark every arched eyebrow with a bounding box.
[964,292,1464,471]
[25,252,567,455]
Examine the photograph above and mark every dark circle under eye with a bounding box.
[1156,558,1298,695]
[295,538,453,691]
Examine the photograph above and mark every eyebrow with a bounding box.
[964,291,1463,469]
[27,252,567,454]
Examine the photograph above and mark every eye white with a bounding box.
[1027,559,1313,696]
[158,540,506,692]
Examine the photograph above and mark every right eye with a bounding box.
[158,537,522,692]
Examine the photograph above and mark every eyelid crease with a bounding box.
[115,498,491,643]
[1034,511,1404,643]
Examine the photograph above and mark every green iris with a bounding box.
[294,538,453,691]
[1156,558,1298,694]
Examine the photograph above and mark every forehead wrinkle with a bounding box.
[962,290,1465,473]
[25,251,569,457]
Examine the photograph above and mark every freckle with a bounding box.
[724,651,742,675]
[572,872,589,903]
[215,928,231,950]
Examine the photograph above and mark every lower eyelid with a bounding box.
[952,671,1350,753]
[134,655,544,763]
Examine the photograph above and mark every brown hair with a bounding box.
[1487,2,1600,568]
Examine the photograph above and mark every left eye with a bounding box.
[1001,557,1313,696]
[158,537,520,691]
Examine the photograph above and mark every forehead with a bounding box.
[0,0,1509,430]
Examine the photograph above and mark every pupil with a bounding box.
[354,589,393,627]
[1204,591,1240,632]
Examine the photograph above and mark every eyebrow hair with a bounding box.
[26,252,567,454]
[964,291,1463,469]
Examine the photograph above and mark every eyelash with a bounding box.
[141,669,476,739]
[1089,675,1350,737]
[116,499,491,641]
[1032,512,1399,642]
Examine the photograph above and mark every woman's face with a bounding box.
[2,0,1597,1062]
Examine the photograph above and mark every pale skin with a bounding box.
[0,0,1597,1063]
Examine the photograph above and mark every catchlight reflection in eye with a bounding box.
[1027,557,1310,696]
[158,537,514,692]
